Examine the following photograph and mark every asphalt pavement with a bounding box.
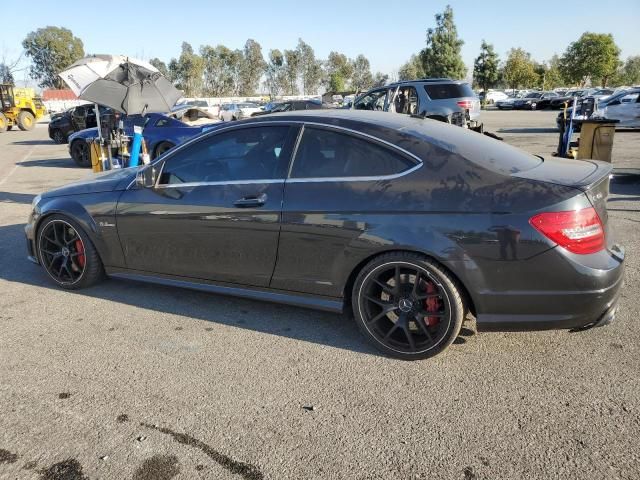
[0,111,639,480]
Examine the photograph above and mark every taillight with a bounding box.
[457,100,473,109]
[529,207,605,254]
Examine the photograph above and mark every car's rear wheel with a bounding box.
[153,141,175,159]
[70,140,90,167]
[352,252,464,360]
[7,125,13,131]
[17,111,35,131]
[37,215,104,290]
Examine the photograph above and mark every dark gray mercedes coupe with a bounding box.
[25,110,625,359]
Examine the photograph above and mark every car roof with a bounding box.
[244,109,538,166]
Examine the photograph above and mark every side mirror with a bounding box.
[136,165,157,188]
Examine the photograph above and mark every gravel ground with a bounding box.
[0,110,639,480]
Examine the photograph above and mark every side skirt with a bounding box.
[106,267,344,314]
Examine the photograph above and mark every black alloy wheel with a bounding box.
[71,140,90,167]
[37,216,104,289]
[353,253,464,360]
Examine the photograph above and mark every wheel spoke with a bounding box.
[367,305,397,325]
[383,323,400,341]
[364,295,394,308]
[402,325,416,351]
[41,248,58,256]
[394,266,401,294]
[411,271,421,297]
[373,278,394,296]
[414,314,434,342]
[415,292,441,301]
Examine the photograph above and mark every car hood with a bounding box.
[68,127,98,143]
[42,167,136,199]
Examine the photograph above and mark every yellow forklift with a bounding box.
[0,84,46,132]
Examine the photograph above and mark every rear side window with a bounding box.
[424,83,474,99]
[291,127,415,179]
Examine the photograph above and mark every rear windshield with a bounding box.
[424,83,475,99]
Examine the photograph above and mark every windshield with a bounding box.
[238,103,257,108]
[271,103,290,113]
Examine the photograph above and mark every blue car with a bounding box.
[67,107,220,167]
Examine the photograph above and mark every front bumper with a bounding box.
[475,244,625,332]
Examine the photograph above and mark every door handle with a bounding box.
[234,193,267,208]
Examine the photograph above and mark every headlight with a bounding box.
[32,194,41,208]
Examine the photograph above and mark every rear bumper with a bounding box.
[475,245,625,332]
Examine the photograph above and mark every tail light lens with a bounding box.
[529,207,605,254]
[457,100,473,109]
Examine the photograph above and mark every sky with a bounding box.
[3,0,639,87]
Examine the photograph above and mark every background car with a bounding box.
[26,110,623,360]
[495,93,522,110]
[251,99,324,116]
[219,102,262,121]
[351,78,482,129]
[481,90,508,104]
[67,107,219,167]
[549,89,586,109]
[48,104,111,144]
[512,91,559,110]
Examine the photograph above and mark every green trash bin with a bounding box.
[576,118,620,163]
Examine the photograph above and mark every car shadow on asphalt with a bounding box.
[497,127,558,134]
[11,139,57,146]
[2,222,433,358]
[17,158,79,169]
[0,191,35,204]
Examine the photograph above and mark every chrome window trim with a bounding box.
[286,162,422,184]
[153,179,285,190]
[125,118,424,190]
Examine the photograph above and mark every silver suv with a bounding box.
[351,78,481,129]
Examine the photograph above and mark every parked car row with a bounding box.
[556,87,640,130]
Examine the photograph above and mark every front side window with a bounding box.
[290,127,415,179]
[159,126,290,185]
[354,89,387,111]
[391,86,419,115]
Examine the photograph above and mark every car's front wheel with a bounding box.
[352,252,465,360]
[52,129,66,144]
[37,215,104,290]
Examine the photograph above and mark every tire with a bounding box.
[153,141,175,159]
[17,111,35,131]
[530,102,537,110]
[70,140,90,167]
[7,125,12,131]
[0,113,7,133]
[351,252,465,360]
[36,214,104,290]
[52,129,66,144]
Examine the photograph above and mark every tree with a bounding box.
[264,49,286,99]
[398,54,425,81]
[172,42,204,96]
[283,49,301,95]
[22,26,84,88]
[0,64,14,84]
[351,54,373,92]
[542,55,565,90]
[502,48,538,91]
[419,5,466,79]
[239,39,266,96]
[559,32,620,87]
[149,58,169,78]
[473,40,500,104]
[201,45,237,96]
[328,72,345,92]
[325,51,353,90]
[296,39,322,95]
[372,72,389,88]
[612,56,640,86]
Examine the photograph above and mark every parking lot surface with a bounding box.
[1,110,639,479]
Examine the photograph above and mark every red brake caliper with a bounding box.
[424,281,441,327]
[74,240,85,268]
